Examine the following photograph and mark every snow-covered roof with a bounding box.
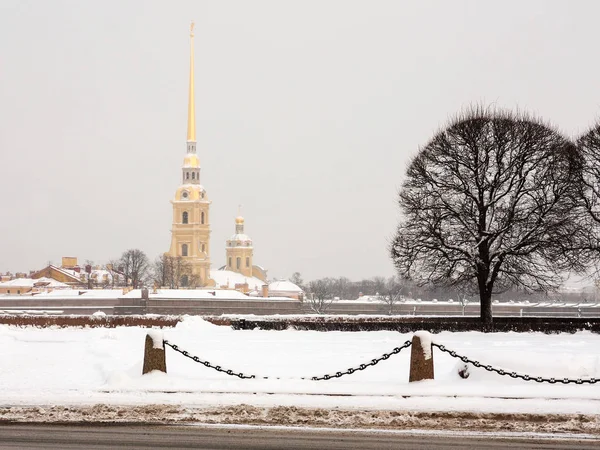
[268,279,303,293]
[121,288,258,300]
[226,234,253,245]
[0,289,125,299]
[40,266,82,282]
[210,270,266,291]
[0,277,70,289]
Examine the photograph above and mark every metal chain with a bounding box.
[164,339,412,381]
[309,340,413,381]
[164,340,256,379]
[432,343,598,385]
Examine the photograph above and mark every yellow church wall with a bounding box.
[226,246,253,277]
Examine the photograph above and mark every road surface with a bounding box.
[0,424,598,449]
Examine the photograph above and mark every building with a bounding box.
[31,257,117,288]
[224,215,268,282]
[0,277,70,295]
[268,279,304,300]
[31,262,82,285]
[165,24,271,291]
[166,23,213,288]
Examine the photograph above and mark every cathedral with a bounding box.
[166,24,267,289]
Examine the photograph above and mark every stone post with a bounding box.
[142,332,167,375]
[409,331,434,382]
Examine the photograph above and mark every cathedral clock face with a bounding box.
[182,191,189,200]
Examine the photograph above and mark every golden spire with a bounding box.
[187,21,196,142]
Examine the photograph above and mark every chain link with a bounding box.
[432,343,598,385]
[164,339,412,381]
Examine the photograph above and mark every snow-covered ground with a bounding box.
[1,317,599,431]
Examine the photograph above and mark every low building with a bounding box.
[210,269,267,295]
[0,277,70,295]
[268,279,304,300]
[31,257,117,288]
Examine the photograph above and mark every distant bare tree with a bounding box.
[173,256,198,288]
[152,255,169,288]
[120,249,149,288]
[390,108,586,329]
[105,259,122,288]
[332,276,352,300]
[307,278,336,314]
[377,277,403,315]
[371,276,387,296]
[153,254,199,289]
[455,290,470,316]
[290,272,305,291]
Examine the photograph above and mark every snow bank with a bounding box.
[0,317,599,419]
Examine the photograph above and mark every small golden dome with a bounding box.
[183,154,200,168]
[235,216,244,224]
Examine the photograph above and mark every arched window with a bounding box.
[246,257,250,268]
[236,257,241,270]
[228,257,232,268]
[201,243,205,252]
[182,211,188,224]
[182,243,188,257]
[186,172,189,180]
[201,211,205,224]
[192,172,195,180]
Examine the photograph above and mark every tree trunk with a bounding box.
[480,288,493,331]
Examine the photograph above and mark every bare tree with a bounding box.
[390,108,585,329]
[306,278,336,314]
[290,272,305,291]
[332,276,352,300]
[371,276,387,296]
[377,277,403,315]
[152,254,169,288]
[105,259,123,288]
[153,254,198,289]
[575,122,600,261]
[120,249,149,288]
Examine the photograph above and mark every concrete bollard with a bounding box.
[142,332,167,375]
[409,331,434,382]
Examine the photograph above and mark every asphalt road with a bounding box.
[0,424,598,449]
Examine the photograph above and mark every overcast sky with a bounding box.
[1,0,599,281]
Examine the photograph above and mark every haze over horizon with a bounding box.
[1,0,600,281]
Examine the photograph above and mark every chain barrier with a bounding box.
[432,343,598,385]
[309,340,412,381]
[164,340,256,379]
[164,339,412,381]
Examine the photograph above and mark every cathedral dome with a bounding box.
[183,154,200,168]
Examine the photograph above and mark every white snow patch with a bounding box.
[147,330,164,349]
[414,330,433,360]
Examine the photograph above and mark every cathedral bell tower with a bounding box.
[167,22,213,287]
[225,215,254,278]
